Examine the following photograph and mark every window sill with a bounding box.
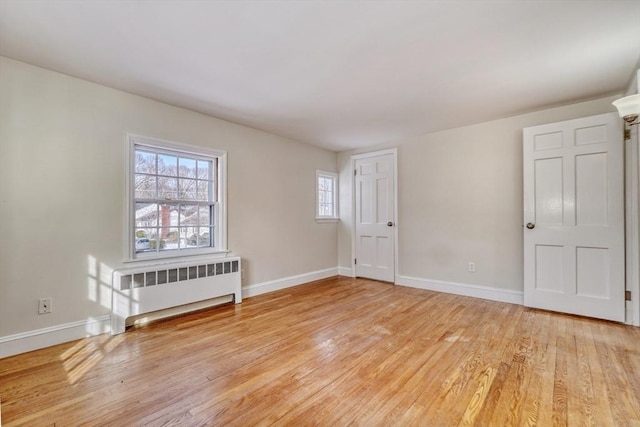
[124,249,231,264]
[315,217,339,223]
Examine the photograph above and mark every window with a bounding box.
[316,170,338,221]
[127,134,227,260]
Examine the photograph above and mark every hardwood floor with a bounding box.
[1,276,639,426]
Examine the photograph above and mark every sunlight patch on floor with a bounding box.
[60,326,123,385]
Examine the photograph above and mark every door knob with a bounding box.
[526,223,535,229]
[387,222,394,227]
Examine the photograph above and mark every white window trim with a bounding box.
[316,170,339,222]
[124,133,228,262]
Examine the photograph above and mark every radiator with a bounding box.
[111,256,242,334]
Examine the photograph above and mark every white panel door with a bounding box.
[355,153,395,282]
[523,112,624,321]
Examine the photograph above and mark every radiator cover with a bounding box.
[111,256,241,334]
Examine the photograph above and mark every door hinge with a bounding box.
[626,291,632,301]
[624,129,631,141]
[354,169,357,176]
[354,258,357,265]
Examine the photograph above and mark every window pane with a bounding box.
[197,180,211,201]
[148,229,162,251]
[178,157,196,178]
[158,177,178,199]
[134,227,164,253]
[135,151,156,174]
[149,239,161,252]
[161,228,179,251]
[197,206,210,226]
[135,174,156,199]
[134,228,153,253]
[159,204,179,242]
[186,228,200,248]
[197,160,211,179]
[179,204,198,227]
[149,231,163,251]
[320,203,333,216]
[179,227,193,249]
[158,154,178,176]
[319,177,332,191]
[179,178,198,200]
[197,227,213,248]
[135,203,158,227]
[138,227,157,239]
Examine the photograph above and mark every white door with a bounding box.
[354,152,396,282]
[523,112,625,322]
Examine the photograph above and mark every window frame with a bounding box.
[125,133,228,261]
[316,170,339,222]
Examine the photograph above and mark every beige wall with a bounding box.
[338,95,621,291]
[0,57,338,337]
[1,54,633,340]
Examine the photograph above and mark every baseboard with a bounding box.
[242,267,338,298]
[0,268,340,358]
[338,266,354,277]
[0,315,111,359]
[395,275,524,305]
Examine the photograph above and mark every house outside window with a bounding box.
[316,170,338,222]
[127,134,227,260]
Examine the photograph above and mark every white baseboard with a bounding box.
[242,267,338,298]
[338,266,354,277]
[0,315,111,359]
[0,268,340,358]
[395,275,524,305]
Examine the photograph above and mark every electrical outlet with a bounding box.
[38,297,52,314]
[468,262,476,273]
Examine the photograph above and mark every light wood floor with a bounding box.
[1,276,639,426]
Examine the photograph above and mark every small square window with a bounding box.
[316,170,338,221]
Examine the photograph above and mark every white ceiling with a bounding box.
[1,1,639,151]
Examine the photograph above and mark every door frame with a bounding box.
[625,118,640,326]
[351,148,399,283]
